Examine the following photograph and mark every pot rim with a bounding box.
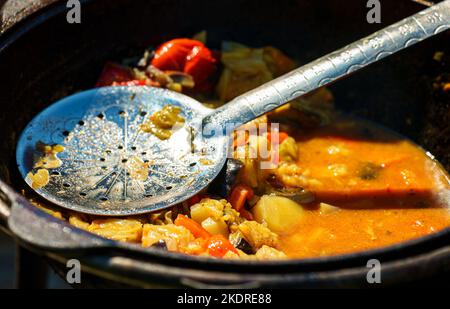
[3,179,450,271]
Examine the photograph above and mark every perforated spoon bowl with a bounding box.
[16,1,450,215]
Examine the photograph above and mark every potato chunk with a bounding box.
[252,195,304,234]
[190,198,225,223]
[201,217,229,237]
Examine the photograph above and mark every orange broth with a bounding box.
[278,117,450,258]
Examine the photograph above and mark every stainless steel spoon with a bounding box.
[16,0,450,216]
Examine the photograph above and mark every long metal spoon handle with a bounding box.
[203,0,450,129]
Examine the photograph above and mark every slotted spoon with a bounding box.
[16,1,450,215]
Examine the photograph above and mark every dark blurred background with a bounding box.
[0,233,69,288]
[0,234,14,288]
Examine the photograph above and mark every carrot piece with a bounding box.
[229,184,253,211]
[278,132,289,144]
[174,214,211,239]
[206,235,238,258]
[267,131,289,145]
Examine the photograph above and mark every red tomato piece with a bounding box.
[206,235,238,258]
[184,45,217,91]
[151,38,203,71]
[151,38,217,91]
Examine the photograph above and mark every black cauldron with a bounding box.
[0,0,449,288]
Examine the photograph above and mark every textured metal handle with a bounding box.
[203,0,450,128]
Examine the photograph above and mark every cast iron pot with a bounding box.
[0,0,449,288]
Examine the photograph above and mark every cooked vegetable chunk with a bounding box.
[201,217,229,237]
[206,235,238,258]
[151,38,217,91]
[88,218,143,243]
[174,214,211,239]
[229,231,254,254]
[252,195,304,234]
[34,142,64,169]
[27,169,50,190]
[126,155,149,181]
[238,220,279,250]
[69,213,90,230]
[190,198,226,223]
[142,223,194,251]
[278,137,299,162]
[255,245,287,260]
[216,42,294,101]
[141,105,185,140]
